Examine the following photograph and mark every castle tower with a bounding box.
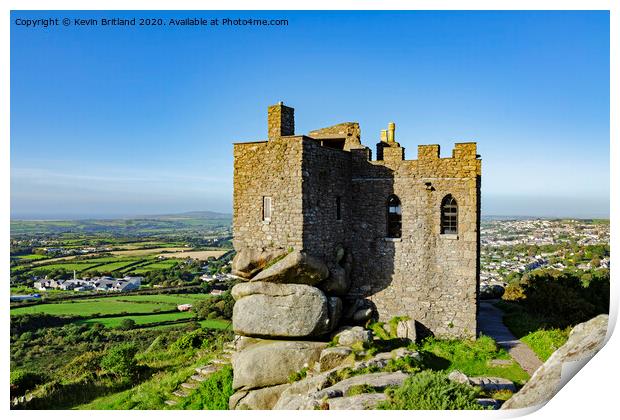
[232,104,481,339]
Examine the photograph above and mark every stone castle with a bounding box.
[232,102,481,339]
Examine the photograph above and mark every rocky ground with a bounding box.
[225,247,609,410]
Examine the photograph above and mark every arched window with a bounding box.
[387,195,402,238]
[441,195,458,234]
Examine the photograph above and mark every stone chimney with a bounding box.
[387,122,396,143]
[268,101,295,140]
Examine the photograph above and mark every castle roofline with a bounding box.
[233,135,312,146]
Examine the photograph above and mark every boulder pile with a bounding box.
[229,247,358,409]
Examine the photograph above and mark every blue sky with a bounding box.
[10,10,609,219]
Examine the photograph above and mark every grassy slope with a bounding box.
[418,335,530,385]
[78,312,231,328]
[78,312,195,328]
[176,365,233,409]
[75,344,231,409]
[143,319,231,331]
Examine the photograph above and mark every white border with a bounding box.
[2,2,617,420]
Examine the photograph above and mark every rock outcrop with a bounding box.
[502,314,608,409]
[230,248,351,409]
[251,251,329,285]
[232,340,326,390]
[396,318,417,342]
[332,326,373,346]
[232,282,333,337]
[232,248,288,279]
[341,298,375,325]
[327,393,388,410]
[229,383,290,410]
[319,264,351,296]
[318,346,353,372]
[274,365,411,410]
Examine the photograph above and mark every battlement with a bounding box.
[452,142,478,160]
[244,104,479,168]
[418,144,440,160]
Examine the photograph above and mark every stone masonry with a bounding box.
[233,102,481,339]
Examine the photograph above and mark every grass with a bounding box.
[176,365,233,409]
[117,294,212,305]
[198,319,231,330]
[140,319,230,331]
[78,313,231,330]
[495,300,570,361]
[10,294,213,317]
[416,335,530,385]
[75,358,200,409]
[15,254,50,260]
[10,299,174,317]
[109,248,187,257]
[378,370,483,410]
[160,250,230,260]
[78,312,195,328]
[30,262,103,275]
[90,261,142,272]
[74,337,232,410]
[520,330,569,361]
[131,260,180,274]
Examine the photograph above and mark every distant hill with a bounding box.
[138,211,231,220]
[10,211,232,237]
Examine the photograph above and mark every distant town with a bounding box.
[480,218,609,288]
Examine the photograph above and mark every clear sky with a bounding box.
[10,10,609,219]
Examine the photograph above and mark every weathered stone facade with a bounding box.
[233,103,481,339]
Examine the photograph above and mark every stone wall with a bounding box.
[232,137,305,253]
[348,142,481,338]
[308,122,362,151]
[301,138,352,266]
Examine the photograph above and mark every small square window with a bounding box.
[263,196,272,222]
[336,196,342,221]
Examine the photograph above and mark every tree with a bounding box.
[118,318,136,331]
[100,343,138,378]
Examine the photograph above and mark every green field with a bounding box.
[198,319,231,330]
[117,294,212,305]
[15,254,50,260]
[29,262,103,275]
[89,261,142,272]
[76,314,232,329]
[12,253,188,278]
[78,312,195,328]
[131,260,180,274]
[10,294,213,317]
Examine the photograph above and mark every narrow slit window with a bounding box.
[387,195,402,238]
[441,195,458,234]
[336,196,342,221]
[263,196,272,222]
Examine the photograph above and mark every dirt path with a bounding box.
[478,301,543,375]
